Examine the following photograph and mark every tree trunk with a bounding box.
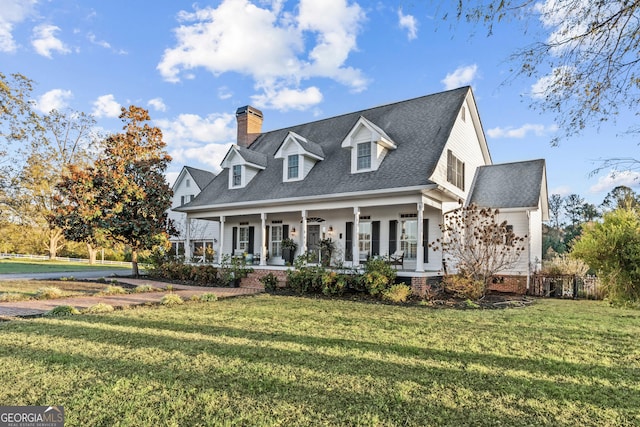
[86,243,98,265]
[48,228,65,260]
[131,249,139,277]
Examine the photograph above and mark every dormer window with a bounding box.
[357,142,371,170]
[287,155,299,179]
[221,145,267,190]
[341,116,396,174]
[232,165,242,187]
[275,132,324,182]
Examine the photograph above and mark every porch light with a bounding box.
[328,226,333,233]
[291,227,296,235]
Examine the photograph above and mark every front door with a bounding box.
[307,224,321,263]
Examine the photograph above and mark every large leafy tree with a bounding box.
[601,185,640,211]
[92,105,174,276]
[449,1,640,153]
[572,208,640,305]
[52,164,105,264]
[15,109,97,258]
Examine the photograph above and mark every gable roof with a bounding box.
[184,166,216,190]
[466,159,549,220]
[182,86,473,209]
[275,131,325,160]
[221,145,268,169]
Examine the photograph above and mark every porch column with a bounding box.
[416,202,425,272]
[218,216,225,264]
[260,213,267,266]
[185,217,192,261]
[353,207,360,267]
[301,210,308,255]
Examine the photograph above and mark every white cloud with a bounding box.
[87,32,111,49]
[170,143,232,172]
[0,0,37,53]
[549,185,572,197]
[148,97,167,112]
[441,64,478,90]
[31,24,70,58]
[251,86,323,111]
[92,94,121,118]
[590,170,640,193]
[487,123,558,139]
[155,113,235,147]
[397,8,417,40]
[157,0,367,111]
[218,86,233,100]
[35,89,73,113]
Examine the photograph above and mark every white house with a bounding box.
[175,86,549,286]
[168,166,218,260]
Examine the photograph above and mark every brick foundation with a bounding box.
[409,276,443,298]
[487,275,528,294]
[239,269,288,289]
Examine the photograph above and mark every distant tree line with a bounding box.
[0,72,175,275]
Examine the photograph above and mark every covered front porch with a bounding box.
[183,192,452,274]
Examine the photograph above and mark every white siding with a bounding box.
[495,211,530,276]
[431,98,489,201]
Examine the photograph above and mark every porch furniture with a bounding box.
[388,250,404,268]
[359,251,370,263]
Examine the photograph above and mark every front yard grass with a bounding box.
[0,296,638,426]
[0,258,130,274]
[0,280,120,301]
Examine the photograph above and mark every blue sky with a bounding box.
[2,0,638,206]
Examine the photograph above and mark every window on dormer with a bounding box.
[287,155,299,179]
[232,165,242,187]
[357,142,371,170]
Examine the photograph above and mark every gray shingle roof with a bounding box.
[186,87,470,208]
[234,145,268,168]
[291,133,325,159]
[467,159,546,209]
[184,166,216,190]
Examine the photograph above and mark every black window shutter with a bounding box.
[345,222,353,261]
[232,227,238,252]
[389,220,397,254]
[248,226,255,254]
[423,219,429,263]
[372,221,380,256]
[283,224,289,239]
[265,226,270,256]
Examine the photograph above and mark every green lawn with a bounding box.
[0,258,131,274]
[0,296,638,426]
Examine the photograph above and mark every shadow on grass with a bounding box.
[10,315,640,416]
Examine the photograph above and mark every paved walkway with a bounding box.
[0,277,263,318]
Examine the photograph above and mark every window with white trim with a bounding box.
[287,155,299,179]
[447,150,464,190]
[400,219,417,260]
[232,165,242,187]
[271,225,283,257]
[358,222,371,253]
[357,142,371,170]
[238,226,249,252]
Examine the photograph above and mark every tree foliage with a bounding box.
[450,1,640,146]
[54,106,175,275]
[601,185,640,211]
[430,204,527,296]
[572,208,640,305]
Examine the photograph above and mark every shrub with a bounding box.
[382,284,412,303]
[541,254,590,276]
[96,277,108,283]
[321,271,348,296]
[443,274,485,300]
[259,273,280,291]
[102,285,127,295]
[59,276,75,281]
[45,305,80,316]
[36,286,64,300]
[362,258,397,297]
[199,293,218,302]
[84,303,115,314]
[133,284,158,293]
[0,292,28,302]
[161,294,184,306]
[286,264,325,294]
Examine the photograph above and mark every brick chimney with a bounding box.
[236,105,263,147]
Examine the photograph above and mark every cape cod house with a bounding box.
[174,86,549,288]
